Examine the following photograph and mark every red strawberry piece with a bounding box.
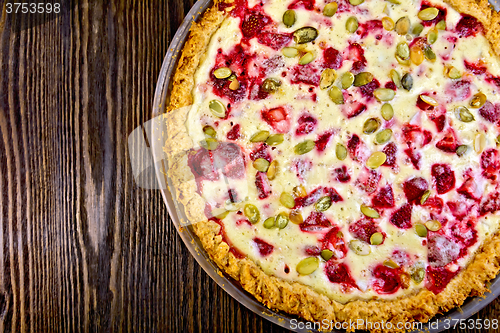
[287,0,315,10]
[402,124,431,148]
[261,107,291,133]
[403,177,428,204]
[372,264,401,294]
[349,218,384,244]
[455,15,484,38]
[359,79,380,99]
[355,168,381,194]
[390,203,413,229]
[457,177,480,201]
[356,20,383,39]
[295,114,318,136]
[480,191,500,216]
[425,266,459,294]
[332,165,351,183]
[423,130,433,145]
[391,249,412,267]
[300,211,332,232]
[404,148,421,170]
[435,129,459,153]
[481,148,500,180]
[241,13,270,38]
[304,245,321,256]
[423,196,444,214]
[430,114,446,132]
[189,149,219,181]
[444,80,471,102]
[321,227,348,259]
[291,158,312,183]
[253,237,274,256]
[347,134,371,161]
[446,201,471,221]
[325,261,358,291]
[450,219,478,248]
[419,2,447,27]
[214,143,246,179]
[315,131,333,152]
[341,99,367,119]
[346,43,367,74]
[226,124,241,140]
[290,64,321,86]
[432,163,456,194]
[464,60,487,75]
[211,75,248,103]
[372,185,395,209]
[255,171,272,199]
[261,55,285,76]
[257,32,292,51]
[427,233,461,267]
[382,142,397,167]
[385,81,397,90]
[324,187,343,203]
[486,75,500,90]
[250,143,271,161]
[479,101,500,124]
[323,47,344,70]
[236,219,253,227]
[416,94,435,111]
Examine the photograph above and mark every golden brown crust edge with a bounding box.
[164,1,500,332]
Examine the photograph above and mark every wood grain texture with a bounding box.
[0,0,498,332]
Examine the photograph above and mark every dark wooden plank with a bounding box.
[0,0,497,332]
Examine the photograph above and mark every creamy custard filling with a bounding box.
[184,0,500,303]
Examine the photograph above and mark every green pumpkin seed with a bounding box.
[436,19,446,30]
[209,100,227,118]
[341,72,355,89]
[244,204,260,224]
[267,160,279,180]
[412,23,424,35]
[203,125,216,137]
[415,223,428,237]
[320,249,334,261]
[363,118,381,134]
[214,210,230,219]
[424,46,436,61]
[214,67,232,79]
[374,88,396,102]
[496,134,500,145]
[266,134,284,146]
[290,210,303,224]
[323,2,338,16]
[395,16,410,35]
[470,92,486,108]
[349,240,371,256]
[447,66,461,79]
[320,68,337,90]
[280,192,296,208]
[253,158,270,172]
[263,217,276,229]
[346,16,359,33]
[427,28,438,44]
[385,0,401,4]
[384,259,400,269]
[382,17,395,31]
[381,103,394,121]
[353,72,373,87]
[229,79,240,90]
[375,129,392,144]
[396,55,410,66]
[293,27,319,44]
[425,220,441,231]
[293,185,307,197]
[401,73,413,91]
[456,145,468,157]
[370,232,384,245]
[336,143,347,160]
[411,264,425,284]
[299,52,316,65]
[275,212,289,229]
[328,86,344,104]
[283,9,296,28]
[420,190,431,204]
[250,130,270,142]
[315,196,332,211]
[418,7,439,21]
[361,204,380,218]
[294,140,316,155]
[261,78,282,93]
[420,94,438,106]
[282,47,299,58]
[349,0,364,5]
[396,42,410,60]
[390,69,401,88]
[366,152,387,169]
[296,257,319,275]
[228,74,237,81]
[456,106,474,122]
[200,138,219,150]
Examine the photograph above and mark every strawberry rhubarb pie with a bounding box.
[164,0,500,329]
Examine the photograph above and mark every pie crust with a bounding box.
[164,0,500,330]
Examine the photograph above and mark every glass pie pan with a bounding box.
[151,0,500,331]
